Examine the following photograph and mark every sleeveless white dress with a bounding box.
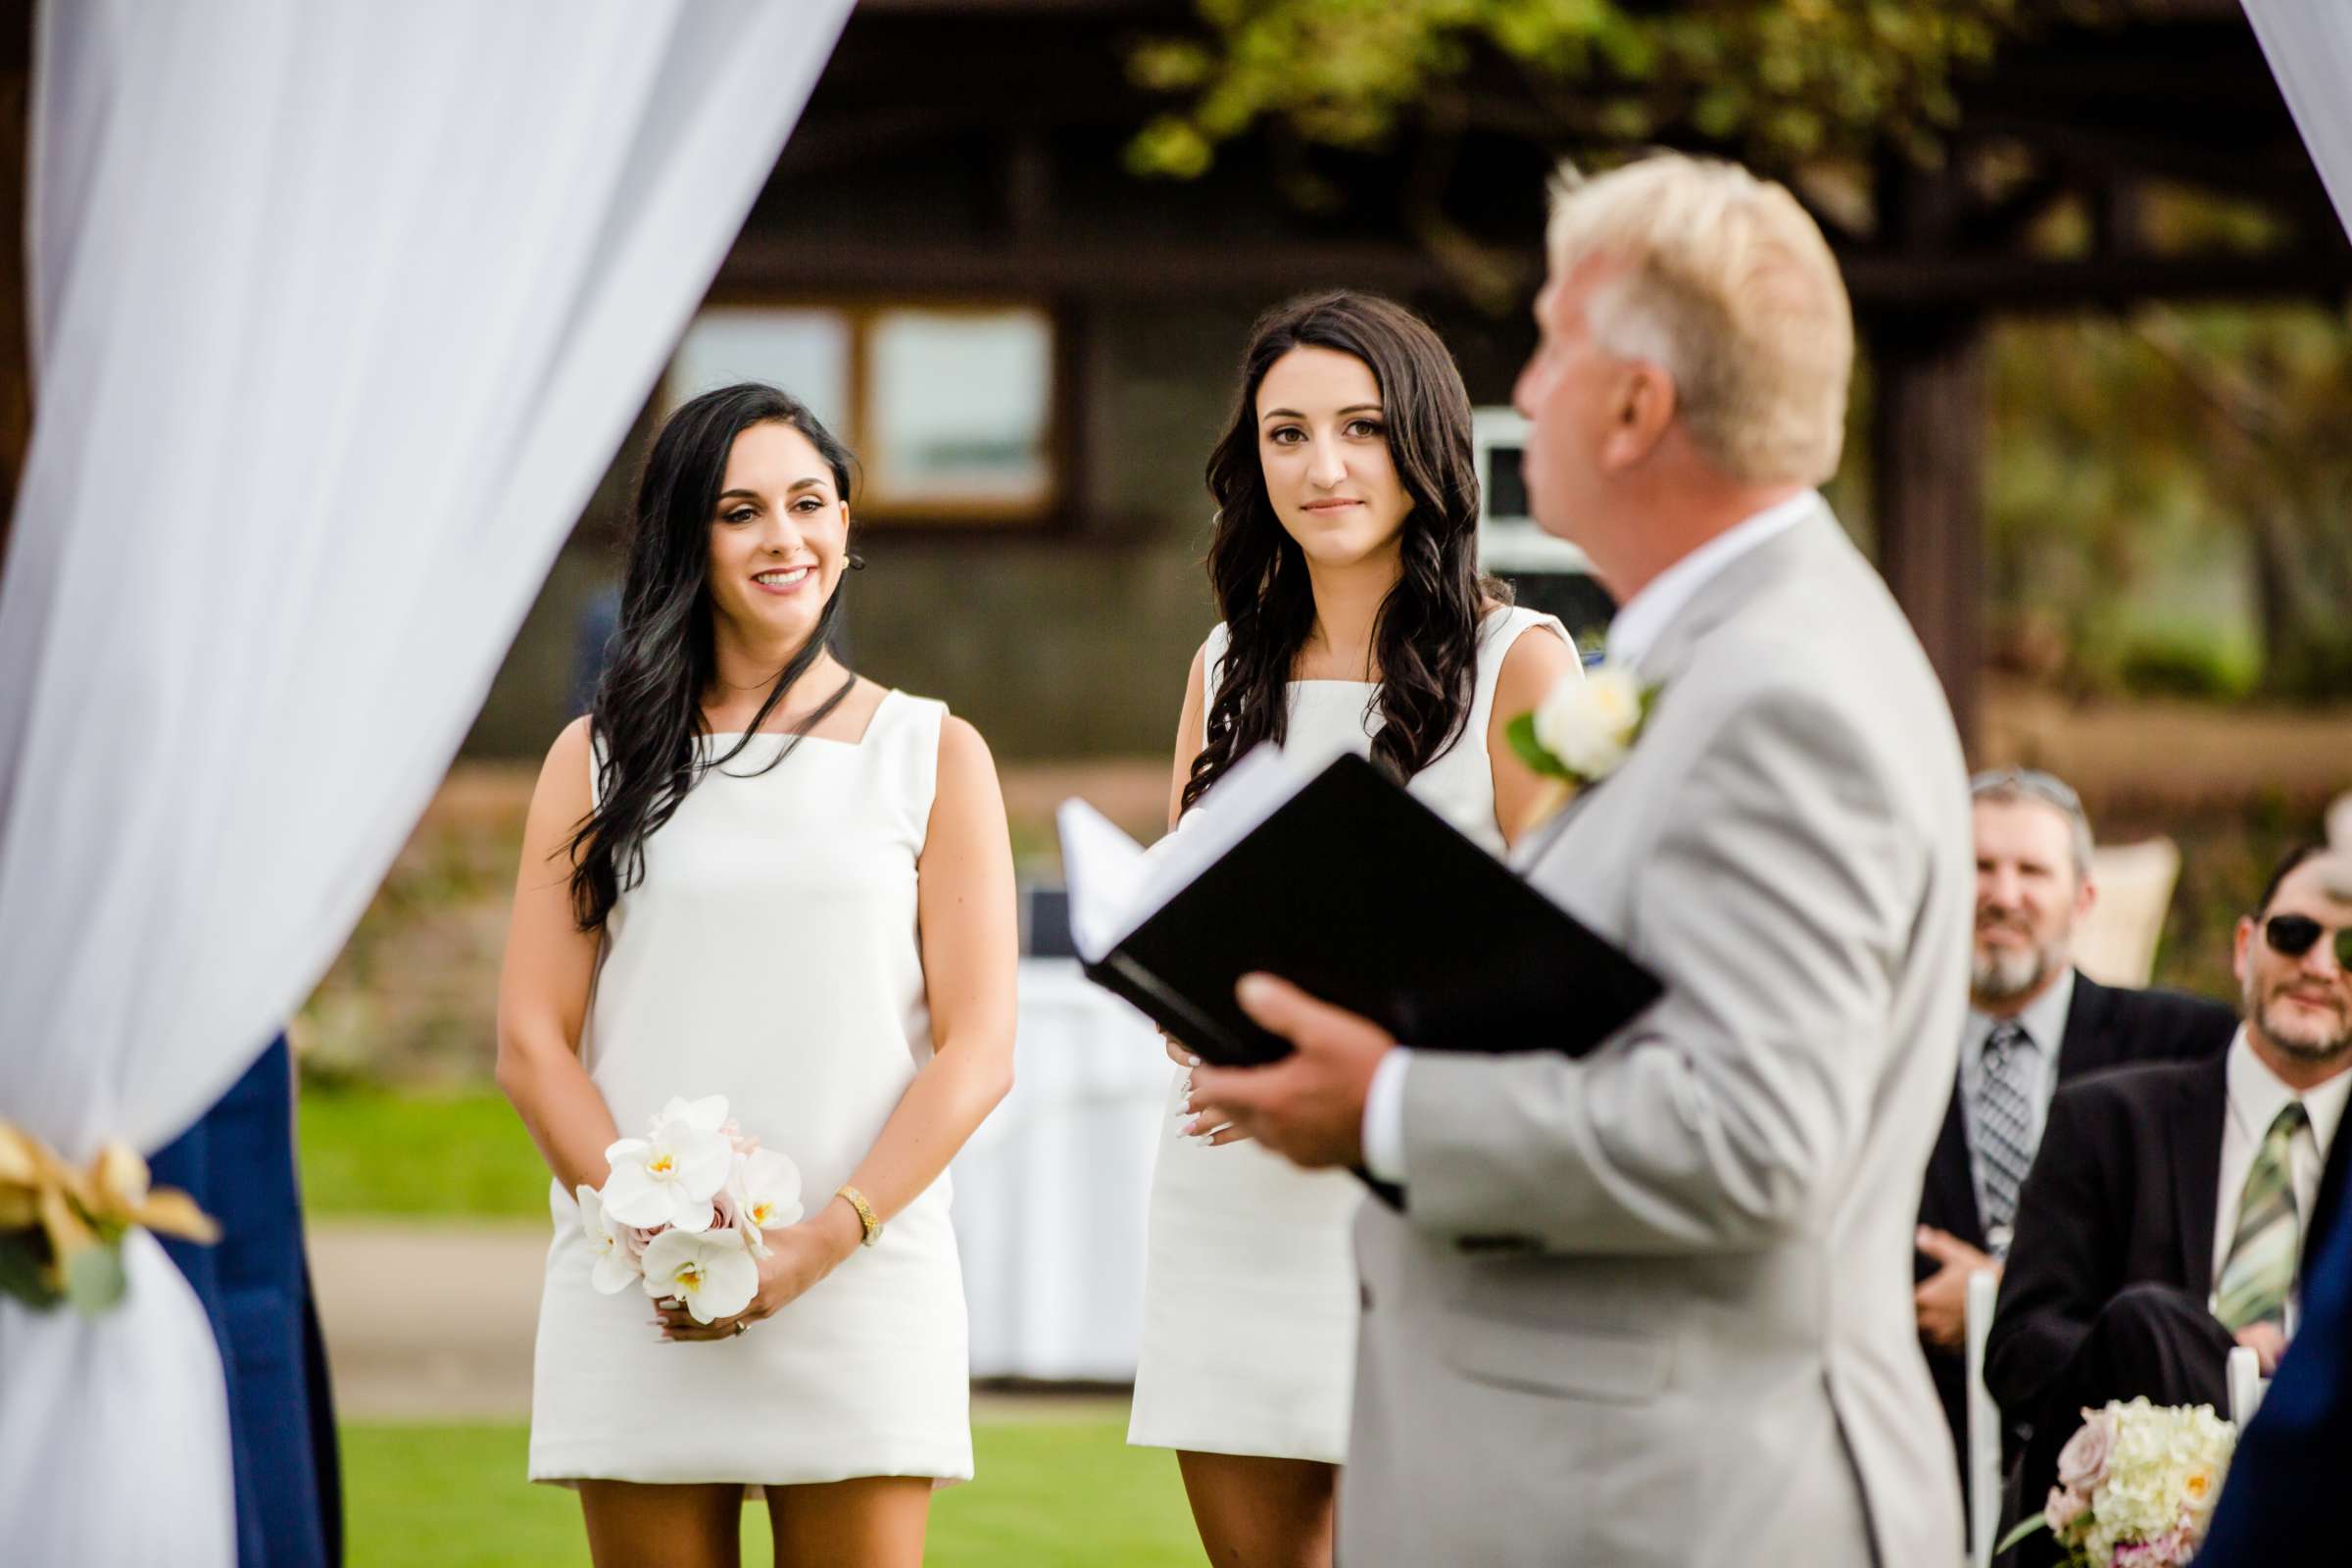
[528,690,974,1490]
[1127,606,1571,1462]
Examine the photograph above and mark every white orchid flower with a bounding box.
[600,1114,733,1234]
[574,1184,642,1295]
[640,1226,760,1324]
[727,1148,805,1255]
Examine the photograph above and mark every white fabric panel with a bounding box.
[2245,1,2352,241]
[0,3,850,1561]
[954,960,1170,1380]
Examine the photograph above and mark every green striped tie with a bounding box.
[2215,1102,2308,1333]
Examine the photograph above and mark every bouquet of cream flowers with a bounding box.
[574,1095,803,1325]
[2000,1397,2238,1567]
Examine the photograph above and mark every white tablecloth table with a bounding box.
[951,957,1172,1380]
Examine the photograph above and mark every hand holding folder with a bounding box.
[1056,744,1662,1067]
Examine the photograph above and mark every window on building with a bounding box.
[668,302,1060,525]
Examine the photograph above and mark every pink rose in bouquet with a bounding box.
[2002,1398,2235,1568]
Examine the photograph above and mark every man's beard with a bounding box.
[2252,981,2352,1064]
[1973,926,2061,1004]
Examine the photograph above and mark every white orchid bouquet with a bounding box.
[1998,1397,2237,1567]
[575,1095,803,1325]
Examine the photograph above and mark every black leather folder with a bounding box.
[1063,752,1662,1067]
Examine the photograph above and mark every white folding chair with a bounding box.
[1965,1268,2004,1568]
[2228,1344,2270,1427]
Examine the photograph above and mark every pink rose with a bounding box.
[2056,1408,2114,1494]
[2113,1530,2195,1568]
[2043,1486,2086,1535]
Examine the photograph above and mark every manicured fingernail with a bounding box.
[1237,974,1273,1006]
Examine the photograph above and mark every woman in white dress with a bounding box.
[1128,292,1580,1565]
[497,384,1016,1567]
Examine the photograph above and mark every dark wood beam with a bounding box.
[1838,247,2352,312]
[1961,113,2320,207]
[1871,310,1987,756]
[713,236,1468,301]
[719,232,2352,314]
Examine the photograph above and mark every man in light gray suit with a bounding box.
[1190,153,1972,1567]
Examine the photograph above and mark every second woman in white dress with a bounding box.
[1127,291,1580,1566]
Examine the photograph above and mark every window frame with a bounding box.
[672,292,1080,532]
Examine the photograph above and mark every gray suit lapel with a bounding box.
[1508,772,1606,871]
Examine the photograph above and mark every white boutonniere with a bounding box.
[1506,663,1658,831]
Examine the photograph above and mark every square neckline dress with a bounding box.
[527,689,975,1491]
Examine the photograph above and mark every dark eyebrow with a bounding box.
[715,478,829,504]
[1258,404,1384,422]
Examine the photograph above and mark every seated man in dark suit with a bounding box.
[2200,849,2352,1562]
[1985,843,2352,1564]
[1913,769,2235,1494]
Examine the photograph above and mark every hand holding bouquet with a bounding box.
[575,1095,804,1325]
[1999,1397,2237,1567]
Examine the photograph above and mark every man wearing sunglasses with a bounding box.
[1985,843,2352,1563]
[1912,769,2236,1497]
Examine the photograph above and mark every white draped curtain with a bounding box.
[2244,1,2352,242]
[0,2,850,1559]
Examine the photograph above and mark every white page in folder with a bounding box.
[1054,738,1351,965]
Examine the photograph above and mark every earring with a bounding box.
[845,553,867,572]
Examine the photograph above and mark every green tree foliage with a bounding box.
[1989,304,2352,703]
[1128,0,2079,180]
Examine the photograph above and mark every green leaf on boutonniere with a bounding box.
[1505,711,1576,781]
[0,1231,62,1310]
[64,1241,126,1315]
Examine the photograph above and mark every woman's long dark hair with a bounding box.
[1181,291,1503,814]
[568,383,858,931]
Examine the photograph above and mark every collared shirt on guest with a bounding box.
[1362,488,1824,1187]
[2210,1025,2352,1332]
[1958,966,2077,1230]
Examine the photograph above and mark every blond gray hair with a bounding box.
[1546,154,1853,486]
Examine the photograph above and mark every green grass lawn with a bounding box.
[345,1419,1199,1567]
[301,1085,552,1219]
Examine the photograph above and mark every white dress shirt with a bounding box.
[2209,1026,2352,1331]
[1957,967,2076,1235]
[1361,492,1824,1185]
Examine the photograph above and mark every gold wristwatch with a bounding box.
[836,1184,882,1248]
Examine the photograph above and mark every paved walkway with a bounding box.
[312,1222,548,1421]
[310,1222,1129,1426]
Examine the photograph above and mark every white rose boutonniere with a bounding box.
[1506,664,1658,831]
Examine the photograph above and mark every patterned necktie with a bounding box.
[1975,1020,2038,1256]
[2216,1101,2308,1333]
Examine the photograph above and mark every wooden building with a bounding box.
[0,1,2340,760]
